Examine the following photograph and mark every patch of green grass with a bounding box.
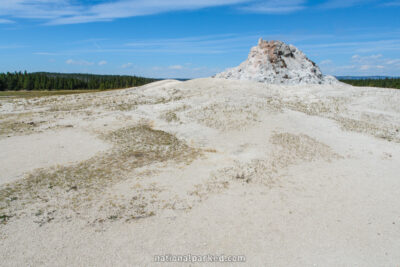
[0,90,103,99]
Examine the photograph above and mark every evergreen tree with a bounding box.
[0,78,5,91]
[23,76,33,90]
[339,78,400,89]
[0,71,157,91]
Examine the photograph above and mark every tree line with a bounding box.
[339,78,400,89]
[2,71,399,90]
[0,71,158,91]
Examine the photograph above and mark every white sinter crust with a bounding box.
[214,38,338,85]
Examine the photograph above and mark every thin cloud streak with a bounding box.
[300,39,400,53]
[239,0,306,14]
[121,63,133,69]
[66,59,94,66]
[318,0,377,9]
[34,52,59,56]
[383,0,400,6]
[47,0,251,25]
[0,0,397,25]
[320,53,400,76]
[25,32,400,57]
[0,44,26,49]
[168,65,183,70]
[0,18,15,24]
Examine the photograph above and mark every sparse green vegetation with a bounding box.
[0,214,13,224]
[0,120,44,136]
[0,125,199,225]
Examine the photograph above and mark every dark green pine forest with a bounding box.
[1,71,399,90]
[0,72,158,91]
[339,78,400,89]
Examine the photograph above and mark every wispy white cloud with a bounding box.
[239,0,305,14]
[34,52,58,56]
[386,59,400,65]
[138,64,221,78]
[383,0,400,5]
[119,33,333,55]
[98,60,107,66]
[0,0,398,25]
[320,59,333,65]
[0,0,81,20]
[0,0,322,25]
[301,39,400,54]
[359,64,384,71]
[321,53,400,76]
[66,59,94,65]
[319,0,377,9]
[122,34,254,54]
[315,0,400,10]
[0,18,15,24]
[168,65,183,70]
[5,0,250,25]
[352,54,382,63]
[0,44,26,49]
[63,0,249,24]
[121,62,133,68]
[360,65,369,70]
[360,54,392,65]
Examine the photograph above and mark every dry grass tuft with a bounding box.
[199,132,342,197]
[0,125,199,226]
[0,112,47,137]
[334,116,400,142]
[159,111,179,123]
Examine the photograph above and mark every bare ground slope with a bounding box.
[0,78,399,266]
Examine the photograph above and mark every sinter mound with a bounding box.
[214,38,338,85]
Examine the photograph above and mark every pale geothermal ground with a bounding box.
[0,78,399,266]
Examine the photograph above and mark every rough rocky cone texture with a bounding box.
[214,38,338,85]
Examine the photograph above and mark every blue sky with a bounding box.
[0,0,399,78]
